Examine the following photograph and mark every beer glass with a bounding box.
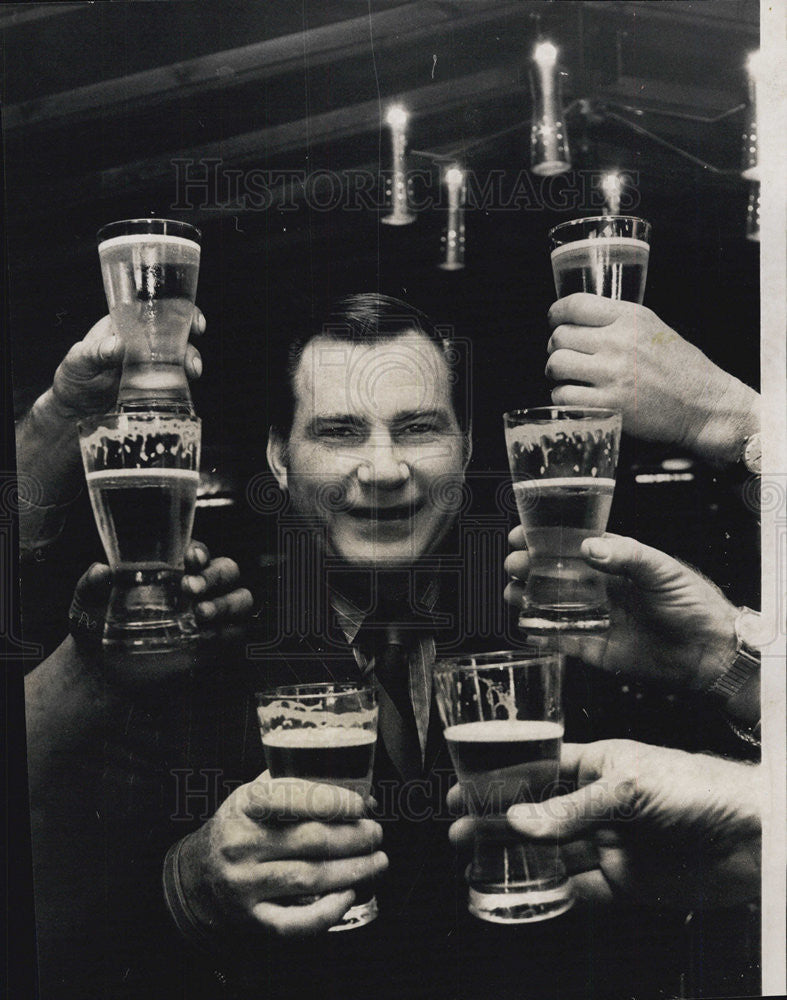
[549,215,651,303]
[434,649,572,924]
[79,411,201,649]
[97,218,201,413]
[504,407,622,633]
[256,682,379,931]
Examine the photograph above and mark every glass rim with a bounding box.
[77,410,201,436]
[255,681,375,703]
[503,406,622,424]
[547,215,651,240]
[435,649,562,673]
[97,217,202,246]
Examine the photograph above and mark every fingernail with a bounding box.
[585,538,610,560]
[197,601,216,619]
[191,356,203,377]
[197,312,206,333]
[99,336,118,361]
[186,576,206,594]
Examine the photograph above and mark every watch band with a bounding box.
[705,643,760,703]
[704,606,762,706]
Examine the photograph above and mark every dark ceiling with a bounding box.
[2,0,761,581]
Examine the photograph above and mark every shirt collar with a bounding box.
[329,574,441,647]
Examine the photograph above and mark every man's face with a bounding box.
[268,331,469,567]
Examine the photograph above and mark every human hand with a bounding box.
[68,540,253,645]
[178,775,388,936]
[448,740,761,908]
[50,309,206,420]
[545,294,759,463]
[504,527,738,693]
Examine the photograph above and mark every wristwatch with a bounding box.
[704,606,762,706]
[739,432,762,475]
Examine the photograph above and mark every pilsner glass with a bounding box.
[504,407,622,634]
[434,649,572,924]
[549,215,651,303]
[97,218,201,413]
[256,682,379,932]
[79,411,201,650]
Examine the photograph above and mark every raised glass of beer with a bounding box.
[549,215,651,303]
[256,682,379,931]
[79,411,201,649]
[434,649,572,924]
[504,406,622,633]
[97,218,201,413]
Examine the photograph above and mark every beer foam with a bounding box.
[444,720,564,742]
[550,236,650,260]
[506,419,621,458]
[261,727,376,748]
[86,468,199,483]
[98,233,200,253]
[80,413,201,463]
[514,476,615,490]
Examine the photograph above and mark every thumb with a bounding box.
[68,562,112,641]
[67,316,123,374]
[580,533,681,589]
[507,776,636,843]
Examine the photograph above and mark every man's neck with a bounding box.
[327,566,440,624]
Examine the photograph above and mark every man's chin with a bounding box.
[327,537,432,569]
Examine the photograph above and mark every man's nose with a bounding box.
[356,434,410,488]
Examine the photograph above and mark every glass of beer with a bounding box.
[256,682,379,931]
[79,410,201,650]
[434,649,571,924]
[549,215,651,303]
[97,218,201,413]
[504,406,622,633]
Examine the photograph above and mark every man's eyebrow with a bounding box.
[391,409,450,424]
[308,415,367,428]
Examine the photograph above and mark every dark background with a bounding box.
[1,2,762,995]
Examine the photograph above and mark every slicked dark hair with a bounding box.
[269,293,470,441]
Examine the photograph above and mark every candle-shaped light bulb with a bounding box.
[382,103,415,225]
[530,40,571,176]
[385,105,409,129]
[533,41,558,68]
[601,172,623,215]
[741,50,760,181]
[439,165,466,271]
[745,181,760,242]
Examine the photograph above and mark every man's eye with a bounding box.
[320,425,361,438]
[402,423,437,435]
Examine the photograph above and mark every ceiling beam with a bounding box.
[0,3,89,31]
[3,1,527,130]
[11,64,526,218]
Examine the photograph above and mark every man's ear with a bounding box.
[266,429,289,490]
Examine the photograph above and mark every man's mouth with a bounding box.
[346,500,424,521]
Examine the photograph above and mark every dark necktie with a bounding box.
[371,627,423,783]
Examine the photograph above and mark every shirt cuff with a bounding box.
[162,836,217,947]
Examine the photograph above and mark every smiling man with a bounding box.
[266,295,470,569]
[164,295,513,995]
